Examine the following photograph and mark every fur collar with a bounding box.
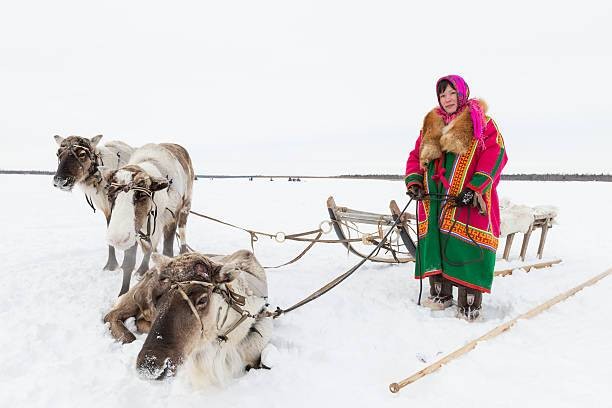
[418,99,488,170]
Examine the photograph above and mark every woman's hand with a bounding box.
[406,184,425,201]
[454,188,487,215]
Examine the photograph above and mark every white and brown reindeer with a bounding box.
[104,250,273,386]
[53,135,134,271]
[101,143,194,295]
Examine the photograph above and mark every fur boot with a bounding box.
[457,286,483,321]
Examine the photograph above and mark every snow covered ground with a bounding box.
[1,175,610,408]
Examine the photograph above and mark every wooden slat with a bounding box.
[502,233,515,261]
[519,224,533,261]
[537,219,551,260]
[494,259,562,276]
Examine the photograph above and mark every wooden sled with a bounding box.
[326,196,415,263]
[327,196,562,275]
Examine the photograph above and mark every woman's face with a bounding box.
[439,85,458,114]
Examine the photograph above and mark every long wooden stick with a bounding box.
[494,259,562,277]
[389,267,612,394]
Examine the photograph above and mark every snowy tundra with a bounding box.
[1,176,611,408]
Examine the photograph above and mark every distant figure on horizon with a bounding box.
[404,74,507,321]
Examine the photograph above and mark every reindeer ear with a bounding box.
[90,134,103,148]
[193,262,213,281]
[151,252,172,268]
[54,135,64,146]
[214,261,243,284]
[150,176,170,191]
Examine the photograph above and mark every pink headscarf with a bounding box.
[435,75,486,145]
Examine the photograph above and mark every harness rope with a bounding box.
[267,199,413,318]
[170,200,413,335]
[188,210,408,268]
[107,181,171,243]
[412,191,487,304]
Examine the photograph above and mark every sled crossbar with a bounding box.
[328,206,397,226]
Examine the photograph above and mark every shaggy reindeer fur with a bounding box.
[419,99,488,169]
[104,250,272,387]
[181,251,271,387]
[103,143,194,295]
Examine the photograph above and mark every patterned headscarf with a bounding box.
[435,74,486,144]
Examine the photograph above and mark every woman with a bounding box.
[404,75,507,321]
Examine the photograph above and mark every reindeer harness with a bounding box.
[170,280,273,343]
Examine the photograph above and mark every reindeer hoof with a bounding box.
[103,260,119,271]
[119,331,137,344]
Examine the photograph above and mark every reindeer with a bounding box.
[102,143,194,295]
[53,135,134,271]
[104,250,272,386]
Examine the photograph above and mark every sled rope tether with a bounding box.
[188,210,394,269]
[389,267,612,394]
[267,199,413,318]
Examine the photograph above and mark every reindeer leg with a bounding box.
[241,317,273,370]
[118,243,138,297]
[105,270,158,343]
[178,203,191,254]
[136,248,151,276]
[163,222,177,257]
[104,292,139,344]
[103,214,119,271]
[136,318,152,333]
[103,245,119,271]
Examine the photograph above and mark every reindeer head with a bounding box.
[103,166,170,250]
[136,252,243,380]
[53,135,102,191]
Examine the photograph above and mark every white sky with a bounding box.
[1,0,611,175]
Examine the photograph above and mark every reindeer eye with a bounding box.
[133,191,147,201]
[195,294,208,307]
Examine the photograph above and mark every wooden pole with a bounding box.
[389,267,612,394]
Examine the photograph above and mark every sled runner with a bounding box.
[327,196,562,274]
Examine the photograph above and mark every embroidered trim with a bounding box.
[440,221,499,251]
[438,141,498,250]
[405,173,424,186]
[414,269,442,279]
[418,170,430,237]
